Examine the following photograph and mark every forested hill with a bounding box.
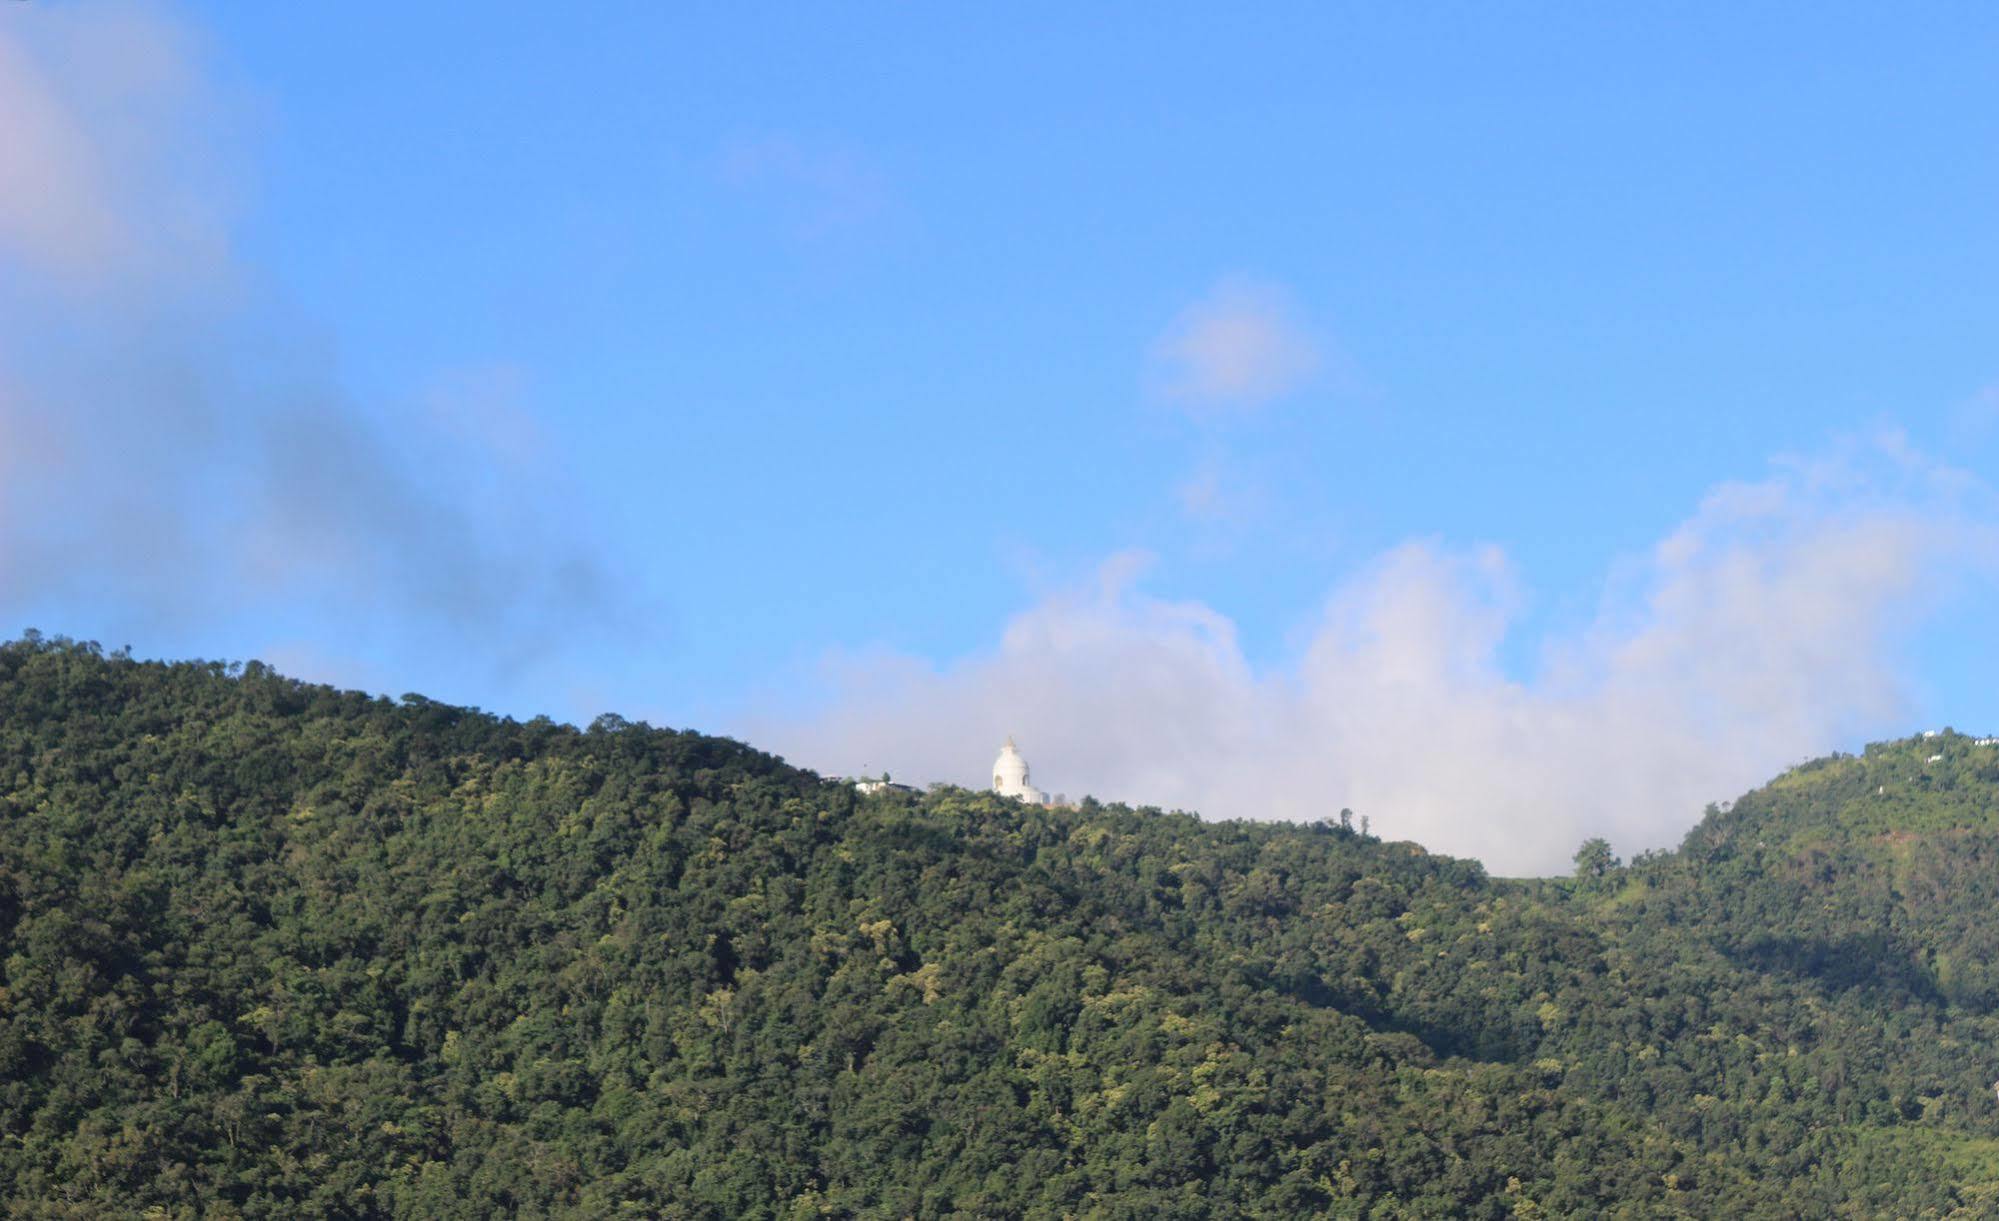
[4,637,1999,1218]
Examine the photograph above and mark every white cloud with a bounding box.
[1149,278,1323,411]
[0,26,124,281]
[0,3,231,292]
[750,437,1999,876]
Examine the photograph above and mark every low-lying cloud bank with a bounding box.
[758,438,1999,876]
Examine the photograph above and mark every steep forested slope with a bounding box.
[2,636,1998,1217]
[1630,734,1999,1010]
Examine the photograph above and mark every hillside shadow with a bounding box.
[1725,932,1944,1005]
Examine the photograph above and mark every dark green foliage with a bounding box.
[1571,838,1620,893]
[2,636,1998,1217]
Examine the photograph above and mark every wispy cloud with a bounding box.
[718,134,890,240]
[1148,277,1324,412]
[0,25,125,282]
[0,4,637,679]
[0,2,230,292]
[1174,453,1271,533]
[752,436,1999,876]
[1951,383,1999,444]
[420,363,551,471]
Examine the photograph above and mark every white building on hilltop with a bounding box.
[992,737,1050,805]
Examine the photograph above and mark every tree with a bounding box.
[1573,837,1620,886]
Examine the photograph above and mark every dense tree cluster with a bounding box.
[2,635,1997,1216]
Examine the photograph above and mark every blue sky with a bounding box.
[3,2,1997,871]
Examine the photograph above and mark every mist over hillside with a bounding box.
[3,636,1999,1217]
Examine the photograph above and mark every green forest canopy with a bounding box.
[3,634,1999,1217]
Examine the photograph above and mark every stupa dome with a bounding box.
[992,736,1047,804]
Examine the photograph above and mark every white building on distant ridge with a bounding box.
[992,737,1051,805]
[853,777,922,795]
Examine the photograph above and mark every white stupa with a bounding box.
[992,736,1049,805]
